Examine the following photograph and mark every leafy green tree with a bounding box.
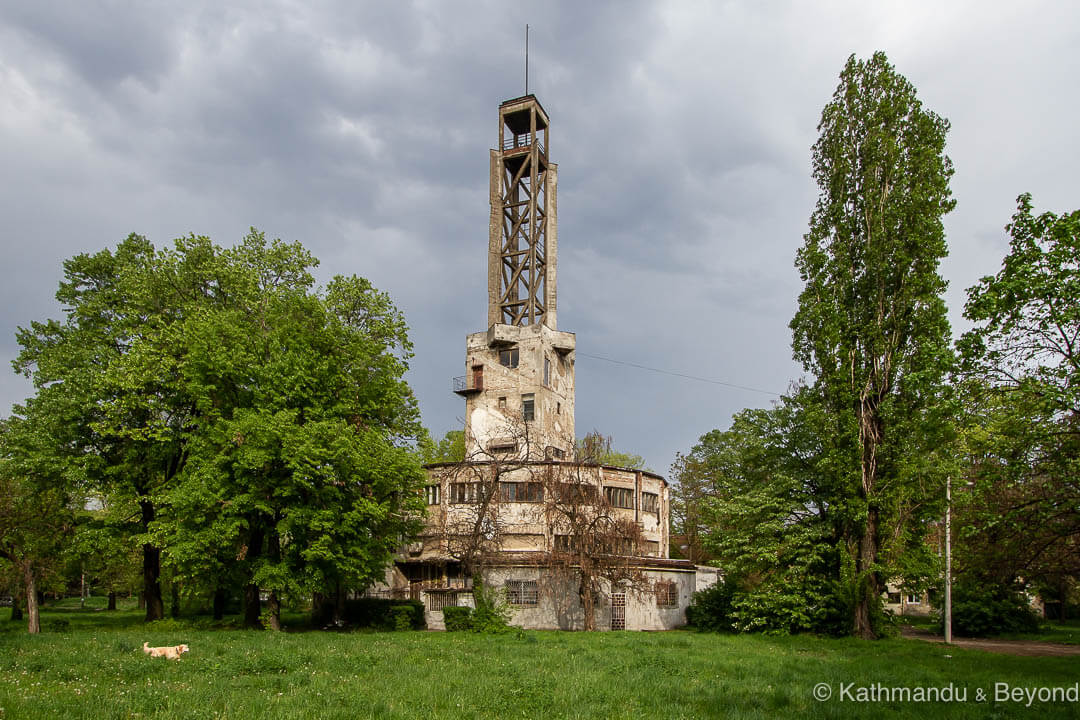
[135,234,425,628]
[790,52,956,638]
[957,197,1080,615]
[0,407,76,633]
[15,235,178,620]
[419,429,466,464]
[14,231,426,627]
[577,431,646,470]
[960,194,1080,414]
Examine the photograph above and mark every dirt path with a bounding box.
[901,626,1080,657]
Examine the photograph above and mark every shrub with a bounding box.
[934,581,1039,637]
[685,579,736,632]
[390,606,414,632]
[314,598,426,630]
[936,581,1039,637]
[443,606,473,631]
[470,581,512,633]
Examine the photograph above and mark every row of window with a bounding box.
[604,487,660,514]
[426,482,658,511]
[425,483,659,513]
[497,579,675,608]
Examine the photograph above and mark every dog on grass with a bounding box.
[142,642,189,660]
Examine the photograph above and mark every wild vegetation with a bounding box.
[2,600,1078,720]
[672,52,1080,638]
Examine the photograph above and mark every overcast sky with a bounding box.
[2,1,1078,475]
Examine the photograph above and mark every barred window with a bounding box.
[604,486,634,509]
[499,481,543,503]
[450,482,480,504]
[505,580,539,606]
[656,581,678,608]
[424,484,440,505]
[427,592,457,611]
[641,492,658,514]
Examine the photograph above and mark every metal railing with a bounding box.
[502,135,546,155]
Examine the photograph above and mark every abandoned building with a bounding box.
[382,95,699,629]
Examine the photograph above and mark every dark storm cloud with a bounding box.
[2,1,1079,474]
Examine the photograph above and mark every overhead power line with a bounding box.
[577,352,783,397]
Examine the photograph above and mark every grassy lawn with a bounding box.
[899,614,1080,645]
[1,601,1078,719]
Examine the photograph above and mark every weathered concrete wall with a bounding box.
[462,323,576,459]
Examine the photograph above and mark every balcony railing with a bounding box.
[453,375,482,394]
[502,135,546,155]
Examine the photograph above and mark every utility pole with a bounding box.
[945,474,952,644]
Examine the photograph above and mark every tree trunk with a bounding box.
[141,500,164,622]
[11,593,22,621]
[853,508,880,639]
[107,592,116,611]
[243,584,262,628]
[212,588,225,621]
[266,590,281,631]
[335,582,345,625]
[24,567,40,634]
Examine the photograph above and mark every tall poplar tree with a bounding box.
[790,52,956,638]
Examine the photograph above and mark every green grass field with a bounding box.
[1,599,1078,719]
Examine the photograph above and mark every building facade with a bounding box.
[383,95,696,629]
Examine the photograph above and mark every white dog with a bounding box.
[142,642,189,660]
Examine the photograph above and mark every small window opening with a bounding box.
[499,348,519,368]
[522,393,535,421]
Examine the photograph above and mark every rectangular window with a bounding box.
[554,534,577,552]
[544,356,551,386]
[907,593,921,604]
[521,393,535,421]
[641,492,658,514]
[604,486,634,509]
[450,482,479,504]
[556,483,599,504]
[887,592,902,604]
[498,396,507,410]
[424,484,440,505]
[499,348,519,368]
[505,580,539,606]
[655,581,678,608]
[499,481,543,503]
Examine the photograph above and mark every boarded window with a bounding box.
[641,492,658,514]
[450,483,480,504]
[604,486,634,509]
[424,484,440,505]
[556,482,599,504]
[655,581,678,607]
[499,481,543,503]
[505,580,539,606]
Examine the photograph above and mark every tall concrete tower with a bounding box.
[455,95,576,459]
